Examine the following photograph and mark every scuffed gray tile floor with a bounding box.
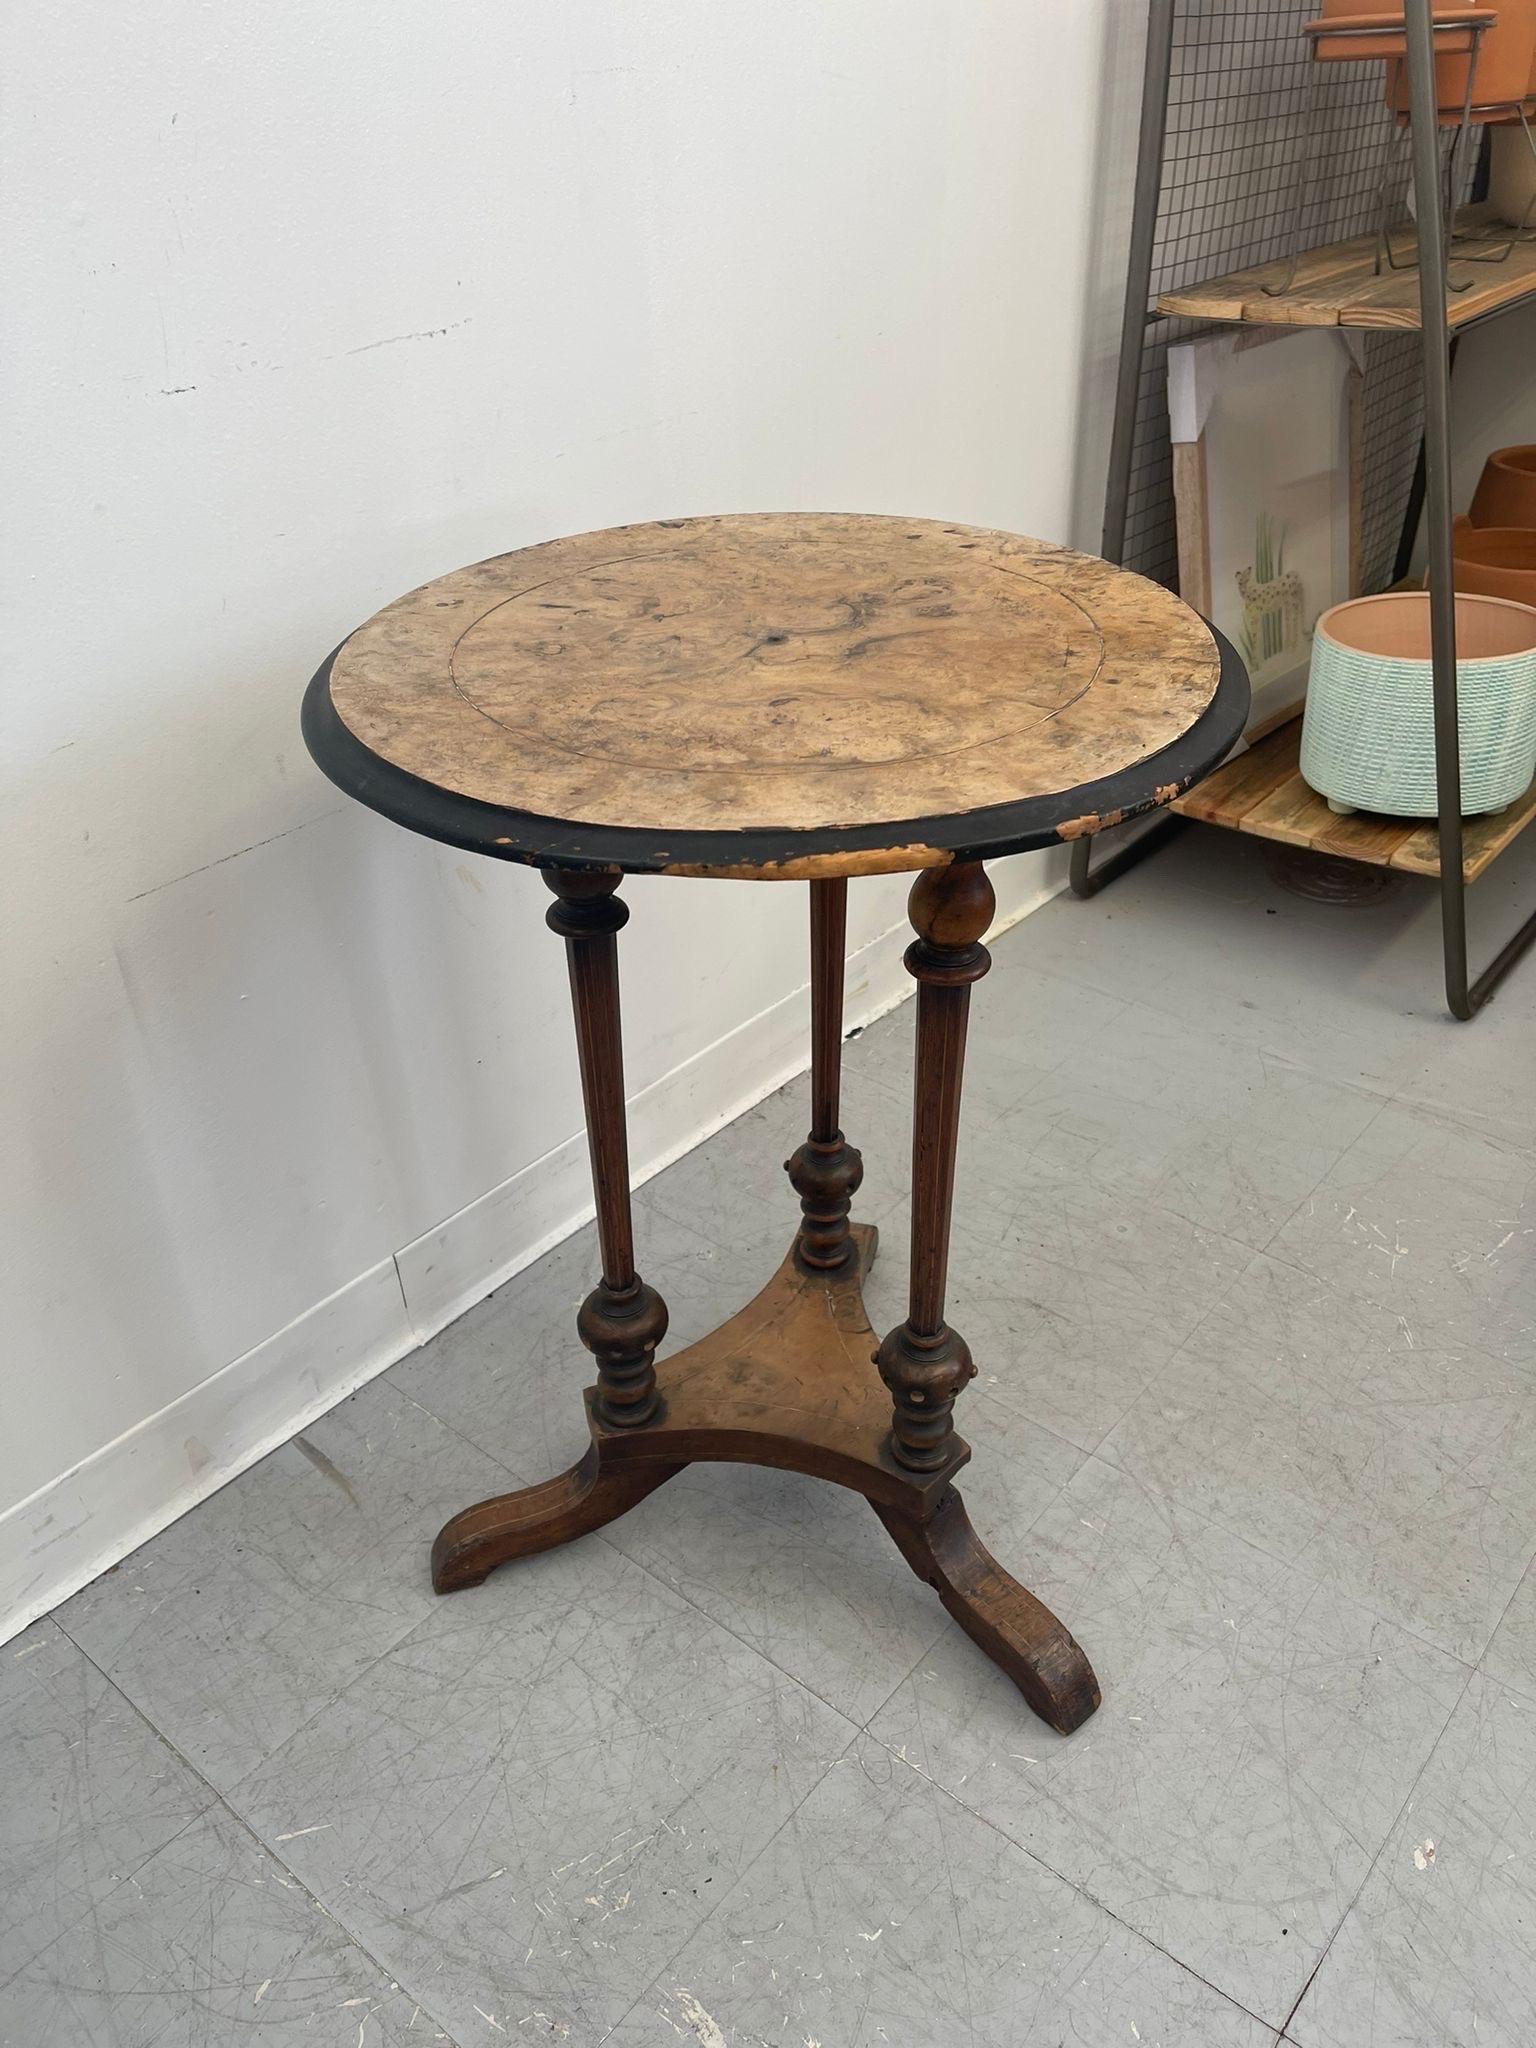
[8,820,1536,2046]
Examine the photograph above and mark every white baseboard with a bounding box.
[0,1258,414,1648]
[2,857,1062,1645]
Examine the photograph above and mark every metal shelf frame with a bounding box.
[1075,0,1536,1019]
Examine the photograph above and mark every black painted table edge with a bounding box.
[301,624,1249,877]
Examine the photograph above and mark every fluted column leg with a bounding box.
[544,870,666,1429]
[786,878,864,1270]
[875,862,993,1471]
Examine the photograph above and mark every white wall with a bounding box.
[1397,295,1536,581]
[1448,299,1536,517]
[2,0,1134,1636]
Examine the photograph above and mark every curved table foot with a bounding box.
[431,1444,686,1593]
[873,1486,1101,1735]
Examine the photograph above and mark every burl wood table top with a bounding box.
[304,512,1247,879]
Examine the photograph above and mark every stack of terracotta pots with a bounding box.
[1288,0,1536,297]
[1455,448,1536,606]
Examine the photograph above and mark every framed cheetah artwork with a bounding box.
[1168,326,1357,737]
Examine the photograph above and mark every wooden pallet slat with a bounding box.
[1172,714,1536,882]
[1312,806,1420,866]
[1237,770,1334,848]
[1172,720,1301,830]
[1391,778,1536,880]
[1157,207,1536,333]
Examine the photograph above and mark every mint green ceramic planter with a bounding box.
[1300,591,1536,818]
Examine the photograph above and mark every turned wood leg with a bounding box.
[431,869,683,1594]
[545,870,667,1429]
[875,862,992,1471]
[870,862,1101,1731]
[785,878,864,1271]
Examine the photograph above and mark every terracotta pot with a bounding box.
[1322,588,1536,660]
[1306,0,1491,64]
[1385,0,1536,114]
[1470,446,1536,527]
[1478,10,1536,120]
[1454,523,1536,604]
[1301,590,1536,816]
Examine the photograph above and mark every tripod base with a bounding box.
[431,1226,1101,1737]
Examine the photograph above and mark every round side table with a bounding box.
[303,512,1247,1735]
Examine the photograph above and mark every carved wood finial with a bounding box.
[577,1277,668,1428]
[544,867,629,937]
[906,862,995,977]
[786,1134,865,1270]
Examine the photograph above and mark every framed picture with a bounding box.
[1168,327,1359,735]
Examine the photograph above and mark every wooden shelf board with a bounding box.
[1156,207,1536,331]
[1171,714,1536,882]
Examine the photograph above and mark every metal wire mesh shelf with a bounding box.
[1118,0,1435,598]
